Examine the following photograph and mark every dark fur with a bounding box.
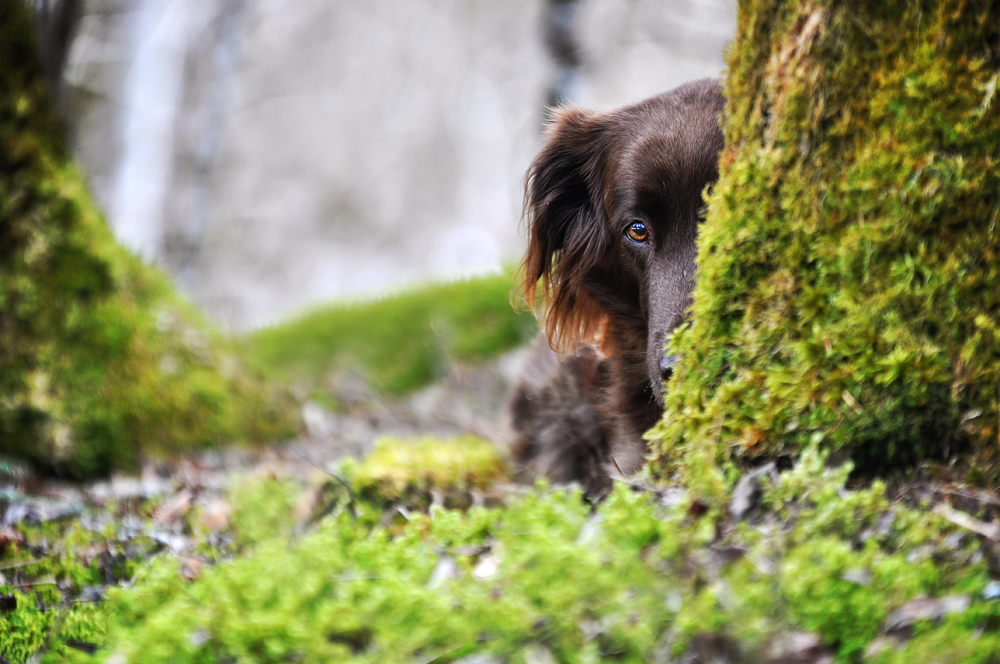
[509,79,725,495]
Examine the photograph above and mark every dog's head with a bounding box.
[522,79,724,402]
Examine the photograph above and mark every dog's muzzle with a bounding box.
[660,353,680,381]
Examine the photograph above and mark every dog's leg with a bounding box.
[507,337,613,496]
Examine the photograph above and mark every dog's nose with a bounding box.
[660,353,680,381]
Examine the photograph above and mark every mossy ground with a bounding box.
[650,0,1000,498]
[0,499,168,663]
[346,435,510,507]
[0,0,296,479]
[241,270,538,396]
[5,441,999,664]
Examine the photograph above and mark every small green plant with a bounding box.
[0,513,147,662]
[4,440,999,663]
[229,476,303,547]
[346,434,509,506]
[21,449,990,664]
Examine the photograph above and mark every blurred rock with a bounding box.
[884,595,971,632]
[472,552,500,580]
[764,631,833,664]
[523,644,556,664]
[454,656,503,664]
[426,553,460,588]
[864,635,904,659]
[730,462,778,520]
[179,555,203,580]
[840,568,871,586]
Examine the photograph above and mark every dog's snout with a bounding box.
[659,353,679,380]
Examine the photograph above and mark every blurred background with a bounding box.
[29,0,735,331]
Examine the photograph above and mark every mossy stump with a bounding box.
[650,0,1000,497]
[0,0,296,477]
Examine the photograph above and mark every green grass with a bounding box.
[241,270,539,394]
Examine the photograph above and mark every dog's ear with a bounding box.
[522,107,613,353]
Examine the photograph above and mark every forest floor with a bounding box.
[0,349,531,659]
[4,348,1000,663]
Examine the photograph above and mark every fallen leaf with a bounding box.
[199,499,231,532]
[153,489,194,528]
[179,556,203,581]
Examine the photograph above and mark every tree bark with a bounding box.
[650,0,1000,497]
[0,0,294,477]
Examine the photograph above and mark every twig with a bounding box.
[610,455,625,478]
[120,551,165,591]
[418,635,496,664]
[0,558,43,571]
[932,486,1000,509]
[933,503,1000,541]
[419,643,476,664]
[509,287,532,311]
[9,581,58,589]
[26,603,71,664]
[296,454,358,521]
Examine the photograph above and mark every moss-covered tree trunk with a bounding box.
[1,0,295,477]
[651,0,1000,497]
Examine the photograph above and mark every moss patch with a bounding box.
[346,434,509,506]
[0,0,296,478]
[241,270,538,395]
[4,439,998,663]
[0,506,156,663]
[649,0,1000,498]
[69,452,1000,663]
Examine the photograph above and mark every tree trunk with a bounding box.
[650,0,1000,497]
[0,0,295,477]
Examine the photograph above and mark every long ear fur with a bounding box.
[521,107,613,353]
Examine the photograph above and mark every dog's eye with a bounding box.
[625,221,649,243]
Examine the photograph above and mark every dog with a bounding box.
[508,79,725,495]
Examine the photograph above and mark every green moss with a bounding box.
[667,455,999,661]
[42,605,108,664]
[0,446,992,662]
[874,614,1000,664]
[649,0,1000,496]
[84,488,678,664]
[0,593,52,664]
[747,448,995,660]
[64,453,1000,663]
[0,509,149,663]
[229,476,302,546]
[241,270,538,394]
[0,0,297,478]
[347,435,509,506]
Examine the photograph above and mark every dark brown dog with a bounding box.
[509,79,725,495]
